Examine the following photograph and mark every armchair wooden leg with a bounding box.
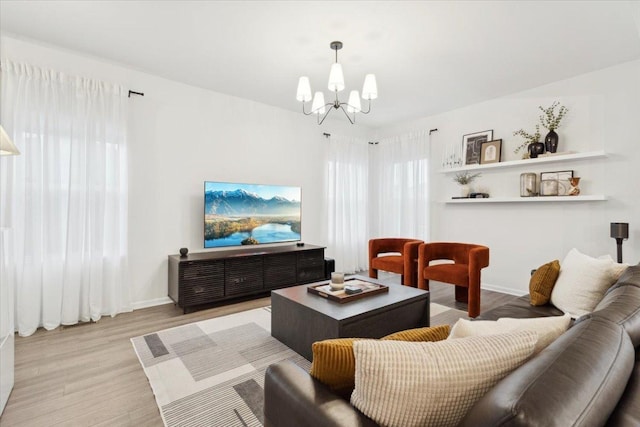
[369,269,378,279]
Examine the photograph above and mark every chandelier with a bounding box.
[296,41,377,125]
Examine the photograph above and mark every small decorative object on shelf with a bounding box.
[568,177,581,196]
[453,171,481,197]
[528,141,545,159]
[441,142,463,169]
[513,124,543,158]
[480,139,502,164]
[539,101,568,153]
[179,247,188,257]
[541,170,573,195]
[462,130,493,165]
[540,179,559,196]
[520,173,538,197]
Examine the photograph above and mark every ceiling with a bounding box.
[1,1,640,128]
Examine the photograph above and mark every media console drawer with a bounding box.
[168,244,326,313]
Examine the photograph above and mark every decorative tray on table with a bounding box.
[307,278,389,303]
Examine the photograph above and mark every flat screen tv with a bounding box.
[204,181,301,248]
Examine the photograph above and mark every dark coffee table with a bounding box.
[271,275,430,360]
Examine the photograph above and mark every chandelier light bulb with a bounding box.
[347,90,362,113]
[296,76,312,102]
[311,92,326,115]
[362,74,378,100]
[328,63,345,92]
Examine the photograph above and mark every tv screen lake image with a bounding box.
[204,182,301,248]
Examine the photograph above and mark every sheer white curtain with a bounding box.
[325,135,369,273]
[0,61,131,336]
[369,131,430,240]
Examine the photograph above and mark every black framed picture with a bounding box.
[463,130,493,165]
[480,139,502,164]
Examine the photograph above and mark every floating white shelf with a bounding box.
[439,150,607,174]
[445,195,607,204]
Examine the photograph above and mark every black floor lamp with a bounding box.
[610,222,629,263]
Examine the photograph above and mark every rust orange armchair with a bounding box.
[368,238,424,286]
[417,242,490,318]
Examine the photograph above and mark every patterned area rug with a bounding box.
[131,303,467,427]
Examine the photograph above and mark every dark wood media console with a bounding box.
[168,244,326,313]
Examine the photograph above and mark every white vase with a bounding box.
[460,184,471,197]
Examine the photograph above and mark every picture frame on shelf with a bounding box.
[540,170,574,196]
[463,130,493,165]
[480,139,502,164]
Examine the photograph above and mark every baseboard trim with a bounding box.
[481,283,527,297]
[132,296,173,310]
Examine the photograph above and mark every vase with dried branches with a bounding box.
[539,101,568,153]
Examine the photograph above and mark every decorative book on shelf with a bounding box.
[307,278,388,303]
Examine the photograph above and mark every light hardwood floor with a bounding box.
[1,275,520,427]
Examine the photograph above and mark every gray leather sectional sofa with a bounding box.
[264,263,640,426]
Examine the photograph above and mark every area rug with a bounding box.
[131,303,466,427]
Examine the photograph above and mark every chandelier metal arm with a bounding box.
[338,104,355,124]
[359,99,373,115]
[301,102,314,116]
[317,105,335,125]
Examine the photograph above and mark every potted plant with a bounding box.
[539,101,568,153]
[453,171,481,197]
[513,124,543,158]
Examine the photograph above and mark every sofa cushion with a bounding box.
[477,295,565,321]
[550,248,628,318]
[614,261,640,286]
[264,361,378,427]
[448,314,571,354]
[593,280,640,348]
[309,325,450,397]
[529,260,560,306]
[459,318,635,427]
[350,331,537,427]
[607,358,640,427]
[370,255,403,274]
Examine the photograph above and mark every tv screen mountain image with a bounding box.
[204,181,301,248]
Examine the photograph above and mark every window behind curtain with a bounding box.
[369,131,429,240]
[0,60,130,336]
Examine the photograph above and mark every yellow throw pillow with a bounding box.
[309,338,365,397]
[382,324,450,342]
[309,325,450,397]
[529,260,560,306]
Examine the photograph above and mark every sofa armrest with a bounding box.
[264,361,377,427]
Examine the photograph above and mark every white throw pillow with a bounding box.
[448,314,571,354]
[350,331,537,427]
[550,248,628,318]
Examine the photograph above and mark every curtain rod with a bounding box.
[128,90,144,98]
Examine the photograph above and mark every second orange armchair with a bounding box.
[417,242,490,318]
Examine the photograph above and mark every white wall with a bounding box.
[3,35,639,303]
[1,35,369,307]
[374,60,640,295]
